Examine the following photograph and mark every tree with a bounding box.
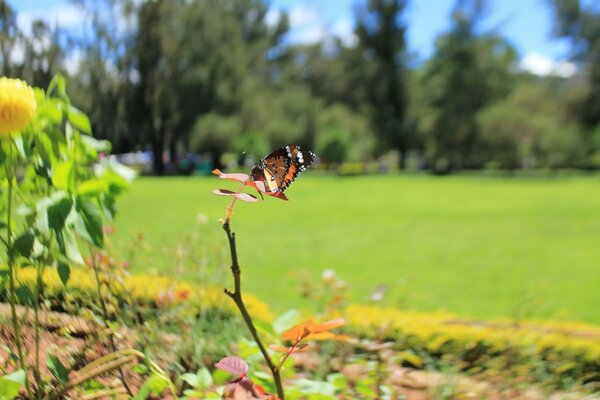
[420,0,516,172]
[0,0,18,76]
[354,0,411,168]
[478,79,585,170]
[549,0,600,160]
[20,20,66,89]
[130,0,288,173]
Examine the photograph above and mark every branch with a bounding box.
[222,222,285,400]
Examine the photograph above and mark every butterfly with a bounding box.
[250,144,316,199]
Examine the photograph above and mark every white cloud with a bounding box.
[64,48,83,76]
[9,42,25,65]
[265,8,281,28]
[287,5,324,44]
[17,1,83,34]
[331,18,357,47]
[520,52,577,78]
[285,4,356,47]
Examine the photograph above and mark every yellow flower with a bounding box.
[0,77,37,136]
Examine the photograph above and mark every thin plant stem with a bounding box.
[275,338,303,373]
[222,222,285,399]
[5,142,33,398]
[224,182,247,224]
[34,262,43,397]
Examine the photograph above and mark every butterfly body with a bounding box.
[250,144,316,196]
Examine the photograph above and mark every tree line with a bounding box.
[2,0,600,174]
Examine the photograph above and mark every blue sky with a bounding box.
[11,0,576,76]
[269,0,570,59]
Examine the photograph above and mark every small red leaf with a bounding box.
[235,192,258,202]
[212,169,250,183]
[246,180,267,193]
[215,356,249,376]
[213,189,237,196]
[268,191,288,201]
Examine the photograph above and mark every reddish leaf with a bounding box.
[245,180,289,201]
[246,180,266,192]
[215,356,249,377]
[212,169,250,183]
[222,377,264,399]
[303,332,335,341]
[268,191,288,201]
[281,320,314,341]
[213,188,237,196]
[306,318,346,334]
[281,318,346,342]
[235,192,258,202]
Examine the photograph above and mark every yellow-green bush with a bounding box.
[6,267,274,323]
[3,268,598,388]
[341,304,600,387]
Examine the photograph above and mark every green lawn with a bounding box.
[112,174,600,324]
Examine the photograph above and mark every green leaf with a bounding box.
[10,231,34,258]
[67,105,92,134]
[48,74,66,98]
[253,319,276,336]
[46,353,69,384]
[76,179,109,196]
[38,98,63,124]
[272,309,300,335]
[15,285,34,307]
[180,373,200,388]
[81,135,111,153]
[133,374,169,400]
[52,162,73,191]
[47,194,73,233]
[0,142,6,164]
[196,368,213,389]
[57,262,70,286]
[75,198,104,247]
[61,228,83,265]
[13,136,32,159]
[0,370,26,400]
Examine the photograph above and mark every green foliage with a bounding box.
[0,74,133,397]
[316,128,350,164]
[550,0,600,128]
[478,79,586,169]
[0,370,25,400]
[420,0,517,172]
[316,103,375,163]
[233,131,270,164]
[354,0,411,167]
[190,113,241,166]
[46,353,69,385]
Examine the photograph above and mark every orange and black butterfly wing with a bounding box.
[251,144,316,194]
[279,145,316,192]
[250,147,290,193]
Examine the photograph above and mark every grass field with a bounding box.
[111,174,600,324]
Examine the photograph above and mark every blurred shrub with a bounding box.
[336,162,367,176]
[342,304,600,389]
[317,127,351,164]
[190,113,241,166]
[4,267,274,323]
[4,266,599,390]
[233,130,270,166]
[478,81,587,170]
[316,103,375,163]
